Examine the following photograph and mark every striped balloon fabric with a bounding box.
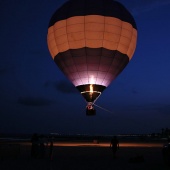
[47,0,137,104]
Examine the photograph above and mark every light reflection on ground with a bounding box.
[20,142,163,147]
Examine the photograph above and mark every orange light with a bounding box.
[90,84,93,93]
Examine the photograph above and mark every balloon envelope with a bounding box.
[47,0,137,103]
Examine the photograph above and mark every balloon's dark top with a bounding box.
[49,0,137,29]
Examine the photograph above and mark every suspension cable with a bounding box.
[93,103,113,114]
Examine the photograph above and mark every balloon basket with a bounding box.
[86,103,96,116]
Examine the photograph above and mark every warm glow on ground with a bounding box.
[20,142,163,148]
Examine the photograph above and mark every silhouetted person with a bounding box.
[162,138,170,166]
[110,136,119,158]
[49,139,54,160]
[39,135,46,158]
[31,133,39,158]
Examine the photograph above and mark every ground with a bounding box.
[0,142,169,170]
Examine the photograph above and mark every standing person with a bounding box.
[49,139,54,160]
[162,138,170,166]
[31,133,39,158]
[110,136,119,158]
[39,135,46,158]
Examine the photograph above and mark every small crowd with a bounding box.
[31,133,53,159]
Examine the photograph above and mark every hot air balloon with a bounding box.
[47,0,137,115]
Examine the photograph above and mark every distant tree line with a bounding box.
[151,128,170,139]
[161,128,170,138]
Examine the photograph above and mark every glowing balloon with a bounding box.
[47,0,137,114]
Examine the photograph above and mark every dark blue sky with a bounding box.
[1,0,170,135]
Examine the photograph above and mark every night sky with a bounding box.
[1,0,170,135]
